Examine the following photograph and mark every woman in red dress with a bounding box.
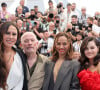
[78,37,100,90]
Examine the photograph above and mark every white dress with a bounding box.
[7,52,24,90]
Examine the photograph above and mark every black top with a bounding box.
[27,59,38,77]
[13,47,28,90]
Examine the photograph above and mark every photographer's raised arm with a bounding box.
[33,27,44,39]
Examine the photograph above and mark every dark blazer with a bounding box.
[42,60,80,90]
[13,47,28,90]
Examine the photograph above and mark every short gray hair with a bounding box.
[21,32,38,44]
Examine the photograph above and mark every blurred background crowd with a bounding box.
[0,0,100,59]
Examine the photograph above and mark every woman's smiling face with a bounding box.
[3,25,18,48]
[84,40,99,61]
[56,36,69,56]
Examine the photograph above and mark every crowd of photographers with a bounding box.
[0,0,100,59]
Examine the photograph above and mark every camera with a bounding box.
[1,18,6,23]
[82,25,86,28]
[48,13,54,18]
[42,18,47,23]
[56,20,60,24]
[34,22,37,26]
[57,3,62,8]
[53,29,56,34]
[67,29,71,32]
[88,24,92,28]
[42,43,47,48]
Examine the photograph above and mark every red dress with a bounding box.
[78,69,100,90]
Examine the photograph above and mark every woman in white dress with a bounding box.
[0,22,28,90]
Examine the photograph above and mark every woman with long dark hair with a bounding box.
[78,37,100,90]
[0,22,27,90]
[42,32,80,90]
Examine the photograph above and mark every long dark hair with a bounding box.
[52,32,73,62]
[94,54,100,66]
[0,22,19,89]
[0,58,7,90]
[79,37,100,71]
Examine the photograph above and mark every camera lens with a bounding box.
[56,20,59,24]
[67,29,71,32]
[34,22,37,25]
[49,13,54,18]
